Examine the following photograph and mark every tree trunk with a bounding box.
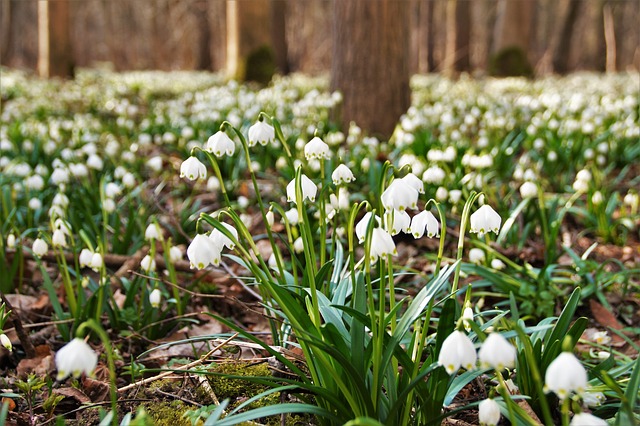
[194,0,212,70]
[444,0,471,74]
[330,0,410,139]
[552,0,581,74]
[491,0,535,76]
[38,0,73,77]
[270,0,289,74]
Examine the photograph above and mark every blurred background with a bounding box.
[2,0,639,78]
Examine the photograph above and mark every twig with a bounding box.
[0,291,36,358]
[154,388,202,407]
[117,332,239,393]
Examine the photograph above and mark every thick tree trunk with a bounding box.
[330,0,410,139]
[552,0,581,74]
[270,0,289,74]
[444,0,471,74]
[491,0,535,76]
[38,0,73,77]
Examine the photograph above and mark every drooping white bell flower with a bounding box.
[52,229,67,248]
[303,136,330,160]
[422,165,446,185]
[180,156,207,181]
[570,413,607,426]
[369,227,397,262]
[478,333,516,370]
[78,249,92,268]
[0,334,12,352]
[209,222,238,250]
[265,211,275,228]
[545,352,588,400]
[355,212,381,243]
[149,288,162,308]
[470,205,502,234]
[248,120,275,147]
[410,210,439,238]
[32,238,48,257]
[187,234,221,269]
[331,164,355,185]
[168,246,183,263]
[438,330,477,375]
[478,398,501,426]
[6,234,16,249]
[384,209,411,236]
[381,179,419,212]
[55,338,98,380]
[582,391,605,407]
[284,208,299,226]
[401,173,424,194]
[89,253,104,272]
[206,131,235,157]
[144,223,163,241]
[519,181,537,199]
[286,174,317,204]
[469,248,485,264]
[140,255,156,272]
[104,182,122,199]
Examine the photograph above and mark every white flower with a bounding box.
[582,391,606,407]
[331,164,355,185]
[168,246,183,263]
[293,237,304,253]
[591,191,603,205]
[1,334,12,352]
[462,307,474,332]
[122,172,136,188]
[79,249,93,268]
[89,253,103,272]
[248,120,275,146]
[545,352,588,400]
[52,229,67,248]
[478,398,501,426]
[286,174,317,204]
[32,238,48,257]
[284,208,299,225]
[6,233,16,249]
[401,173,424,194]
[304,136,330,160]
[570,413,607,426]
[86,154,103,170]
[180,156,207,181]
[438,331,477,374]
[370,228,397,261]
[381,179,419,211]
[104,182,122,199]
[469,248,485,264]
[144,223,163,241]
[265,211,275,227]
[206,131,235,157]
[207,176,220,191]
[149,289,162,308]
[478,333,516,370]
[209,222,238,250]
[591,331,611,345]
[520,181,537,198]
[187,234,221,269]
[29,198,43,211]
[103,198,116,213]
[384,209,411,236]
[449,190,462,204]
[435,187,448,201]
[55,338,98,380]
[410,210,439,238]
[140,255,156,272]
[470,205,501,234]
[491,259,506,270]
[422,165,446,185]
[356,212,381,243]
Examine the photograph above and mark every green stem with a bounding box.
[452,192,481,293]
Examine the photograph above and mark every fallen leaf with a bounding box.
[53,387,91,404]
[589,299,625,346]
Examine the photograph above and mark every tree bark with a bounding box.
[38,0,73,78]
[552,0,581,74]
[444,0,471,74]
[330,0,410,139]
[491,0,535,76]
[270,0,289,74]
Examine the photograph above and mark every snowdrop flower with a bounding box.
[286,174,317,204]
[520,181,537,199]
[545,352,587,400]
[55,338,98,380]
[470,205,502,234]
[6,233,16,249]
[582,391,606,407]
[86,154,103,170]
[304,136,330,160]
[591,331,611,345]
[478,333,516,370]
[0,334,12,352]
[52,229,67,248]
[122,172,136,188]
[89,253,103,272]
[402,173,424,194]
[168,246,183,263]
[52,193,69,209]
[356,212,381,243]
[438,331,477,374]
[331,164,355,185]
[207,176,220,191]
[79,248,93,268]
[491,259,506,270]
[140,255,156,272]
[435,187,448,202]
[187,234,221,269]
[149,289,162,308]
[104,182,122,199]
[25,174,45,190]
[384,209,411,236]
[369,228,397,261]
[591,191,603,205]
[180,156,207,181]
[265,211,275,228]
[248,120,275,146]
[32,238,48,257]
[411,210,439,238]
[209,222,238,250]
[206,131,235,157]
[478,398,501,426]
[449,190,462,204]
[422,166,446,185]
[293,237,304,253]
[469,248,485,264]
[381,179,419,211]
[29,198,43,211]
[462,307,474,331]
[570,413,607,426]
[146,156,163,172]
[103,198,116,213]
[144,223,163,241]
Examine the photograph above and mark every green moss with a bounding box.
[143,400,191,426]
[244,45,276,85]
[208,361,272,401]
[489,46,533,77]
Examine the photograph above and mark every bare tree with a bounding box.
[444,0,471,74]
[38,0,73,77]
[331,0,411,138]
